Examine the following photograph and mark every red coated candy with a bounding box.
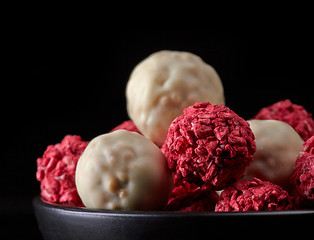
[253,99,314,141]
[215,178,294,212]
[164,175,218,212]
[110,120,141,134]
[289,151,314,208]
[302,135,314,154]
[36,135,89,206]
[162,102,256,189]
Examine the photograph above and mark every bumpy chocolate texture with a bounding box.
[75,130,173,210]
[126,50,225,146]
[245,120,303,188]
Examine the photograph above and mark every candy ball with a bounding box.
[253,99,314,141]
[75,130,173,210]
[126,50,225,146]
[215,178,294,212]
[290,137,314,208]
[245,120,303,187]
[36,135,88,206]
[162,102,256,189]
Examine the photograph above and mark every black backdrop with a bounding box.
[2,31,313,238]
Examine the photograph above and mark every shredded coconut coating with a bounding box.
[302,135,314,154]
[164,175,218,212]
[162,102,256,189]
[36,135,89,206]
[215,178,294,212]
[253,99,314,141]
[290,147,314,208]
[110,120,141,134]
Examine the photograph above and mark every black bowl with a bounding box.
[33,196,313,240]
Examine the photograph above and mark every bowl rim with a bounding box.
[32,195,314,218]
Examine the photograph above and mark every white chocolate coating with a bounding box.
[75,130,172,210]
[245,120,303,187]
[126,50,225,146]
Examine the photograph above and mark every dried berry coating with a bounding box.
[110,120,141,134]
[162,102,256,189]
[253,99,314,141]
[290,151,314,208]
[36,135,89,206]
[215,178,294,212]
[302,135,314,154]
[164,175,218,212]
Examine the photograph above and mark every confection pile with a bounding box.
[36,50,314,212]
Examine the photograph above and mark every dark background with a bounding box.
[2,30,313,238]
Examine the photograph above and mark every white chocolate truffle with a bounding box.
[126,50,225,146]
[245,120,304,187]
[75,130,172,210]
